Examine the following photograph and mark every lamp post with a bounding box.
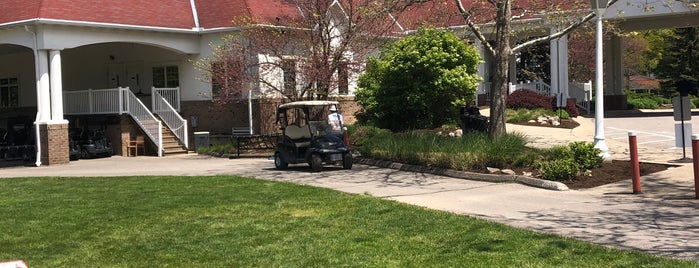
[591,0,610,160]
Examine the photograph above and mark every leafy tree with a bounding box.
[454,0,601,138]
[655,27,699,97]
[355,28,481,132]
[194,1,424,103]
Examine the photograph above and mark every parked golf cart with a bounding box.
[76,128,113,159]
[274,100,352,172]
[68,128,81,161]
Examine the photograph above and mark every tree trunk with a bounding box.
[488,0,512,139]
[489,49,510,139]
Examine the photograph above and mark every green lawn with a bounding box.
[0,176,696,267]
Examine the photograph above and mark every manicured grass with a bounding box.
[0,176,696,267]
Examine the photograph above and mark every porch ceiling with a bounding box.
[0,44,30,55]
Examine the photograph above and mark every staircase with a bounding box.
[159,118,188,155]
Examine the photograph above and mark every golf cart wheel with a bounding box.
[310,154,323,172]
[274,153,288,170]
[80,149,91,159]
[342,153,352,169]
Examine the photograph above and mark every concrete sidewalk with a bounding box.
[1,114,698,261]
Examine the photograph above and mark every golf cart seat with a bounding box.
[285,124,312,147]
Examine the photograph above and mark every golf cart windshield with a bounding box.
[276,101,341,137]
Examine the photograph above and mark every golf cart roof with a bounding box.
[278,100,339,110]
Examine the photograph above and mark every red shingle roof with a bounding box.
[1,0,196,28]
[0,0,306,29]
[0,0,589,31]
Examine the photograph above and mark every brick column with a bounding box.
[39,123,69,165]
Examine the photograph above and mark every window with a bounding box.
[338,62,349,95]
[282,59,296,94]
[152,65,179,88]
[0,77,19,108]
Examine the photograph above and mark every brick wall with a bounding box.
[39,123,69,165]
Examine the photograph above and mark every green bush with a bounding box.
[347,124,391,147]
[536,159,579,181]
[554,109,570,120]
[506,108,570,123]
[568,141,603,169]
[540,145,573,161]
[196,143,236,155]
[625,90,671,109]
[355,28,481,131]
[627,98,660,109]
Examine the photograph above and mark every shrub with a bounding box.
[536,159,579,181]
[553,109,570,120]
[507,89,554,110]
[627,98,660,109]
[347,124,391,147]
[564,99,580,117]
[568,141,603,169]
[540,145,573,161]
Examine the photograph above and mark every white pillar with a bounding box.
[550,28,560,104]
[37,50,51,123]
[49,50,67,123]
[593,14,610,160]
[559,34,570,100]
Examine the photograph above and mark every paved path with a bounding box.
[1,112,699,261]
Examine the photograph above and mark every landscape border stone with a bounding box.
[355,157,569,191]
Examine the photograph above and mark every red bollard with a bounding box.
[693,134,699,199]
[343,130,350,147]
[629,131,642,194]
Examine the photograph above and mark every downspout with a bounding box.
[248,89,253,135]
[25,25,42,167]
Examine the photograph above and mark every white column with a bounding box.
[559,34,570,100]
[37,50,51,123]
[49,50,67,123]
[593,13,610,160]
[550,28,560,104]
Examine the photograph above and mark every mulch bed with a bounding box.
[561,160,669,190]
[511,119,671,190]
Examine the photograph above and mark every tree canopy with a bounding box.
[355,28,481,132]
[655,27,699,96]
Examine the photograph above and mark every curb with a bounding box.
[355,158,569,191]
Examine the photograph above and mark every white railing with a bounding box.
[479,80,591,114]
[152,87,180,112]
[123,88,163,156]
[64,88,125,115]
[152,88,188,149]
[63,87,163,156]
[509,81,552,96]
[569,81,592,114]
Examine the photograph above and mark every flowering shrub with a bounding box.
[506,89,554,110]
